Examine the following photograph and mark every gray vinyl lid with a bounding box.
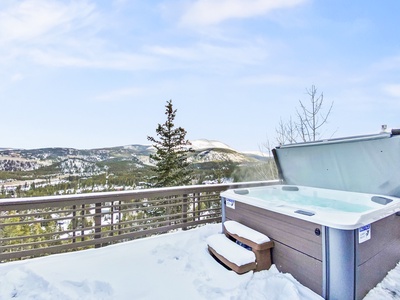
[273,131,400,197]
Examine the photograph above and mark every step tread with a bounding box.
[206,234,255,266]
[224,220,270,244]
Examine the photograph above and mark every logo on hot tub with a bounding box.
[226,199,235,209]
[358,224,371,243]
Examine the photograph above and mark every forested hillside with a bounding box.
[0,139,276,198]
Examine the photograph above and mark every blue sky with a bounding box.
[1,0,399,151]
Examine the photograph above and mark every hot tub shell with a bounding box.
[221,131,400,299]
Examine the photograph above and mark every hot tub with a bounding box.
[221,131,400,300]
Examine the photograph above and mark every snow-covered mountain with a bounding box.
[0,139,265,173]
[189,139,235,151]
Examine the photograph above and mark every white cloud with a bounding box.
[382,84,400,98]
[240,74,302,86]
[0,0,104,72]
[146,45,199,61]
[0,1,170,73]
[94,87,146,102]
[11,73,23,82]
[375,55,400,71]
[26,48,161,71]
[197,42,268,64]
[0,0,96,43]
[146,40,269,71]
[180,0,307,27]
[0,0,275,74]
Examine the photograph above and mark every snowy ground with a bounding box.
[0,224,399,300]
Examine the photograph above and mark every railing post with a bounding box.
[182,194,188,230]
[196,192,201,221]
[110,202,114,238]
[0,221,4,261]
[221,197,226,223]
[72,205,76,243]
[80,204,85,242]
[118,200,122,236]
[192,193,198,221]
[94,202,102,248]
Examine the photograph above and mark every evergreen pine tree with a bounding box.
[147,100,193,187]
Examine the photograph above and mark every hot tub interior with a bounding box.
[225,185,400,230]
[240,185,385,212]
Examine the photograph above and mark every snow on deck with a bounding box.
[0,224,398,299]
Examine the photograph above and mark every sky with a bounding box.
[1,0,400,151]
[0,223,398,299]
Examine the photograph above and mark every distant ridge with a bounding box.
[120,139,235,152]
[0,139,269,173]
[1,139,237,152]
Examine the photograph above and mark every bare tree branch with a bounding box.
[276,85,334,143]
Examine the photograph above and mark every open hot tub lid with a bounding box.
[273,129,400,197]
